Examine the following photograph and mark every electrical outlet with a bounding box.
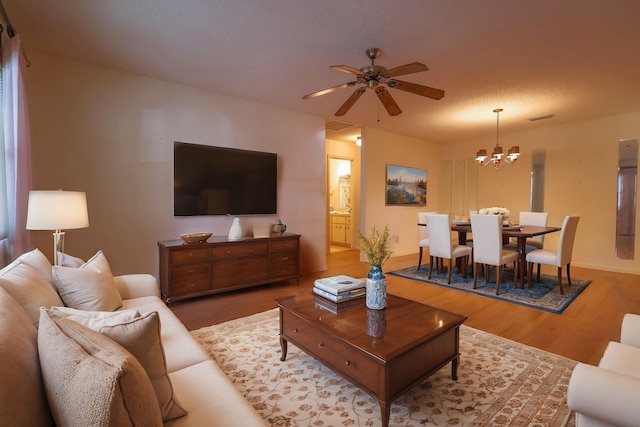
[391,234,399,243]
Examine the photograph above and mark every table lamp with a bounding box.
[26,190,89,265]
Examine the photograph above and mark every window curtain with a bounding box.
[0,29,32,266]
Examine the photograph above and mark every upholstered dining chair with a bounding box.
[417,212,436,271]
[504,211,549,250]
[470,214,519,295]
[526,216,580,294]
[425,213,472,284]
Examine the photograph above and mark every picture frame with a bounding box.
[385,164,427,206]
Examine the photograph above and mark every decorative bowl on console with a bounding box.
[180,232,212,244]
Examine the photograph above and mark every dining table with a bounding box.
[450,223,561,288]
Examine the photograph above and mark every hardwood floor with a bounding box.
[168,248,640,365]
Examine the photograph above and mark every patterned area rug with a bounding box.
[191,308,576,426]
[388,266,591,314]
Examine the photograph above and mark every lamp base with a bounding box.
[53,231,65,266]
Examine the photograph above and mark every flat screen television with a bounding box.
[174,142,277,216]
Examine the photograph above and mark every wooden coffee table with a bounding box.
[277,293,467,427]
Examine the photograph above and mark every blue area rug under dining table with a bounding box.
[388,264,591,314]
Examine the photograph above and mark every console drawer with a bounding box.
[270,238,299,253]
[170,248,209,264]
[170,263,210,295]
[282,311,378,392]
[211,242,268,258]
[269,253,298,278]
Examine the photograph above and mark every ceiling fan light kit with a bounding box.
[476,108,520,169]
[302,48,444,117]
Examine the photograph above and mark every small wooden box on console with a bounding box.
[158,233,300,303]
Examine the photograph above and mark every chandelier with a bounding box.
[476,108,520,168]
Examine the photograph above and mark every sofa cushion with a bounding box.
[0,288,53,426]
[37,308,162,426]
[50,306,141,329]
[0,259,64,326]
[52,251,122,311]
[100,311,187,421]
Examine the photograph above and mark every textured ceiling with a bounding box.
[4,0,640,144]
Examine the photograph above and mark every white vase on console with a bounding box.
[228,217,242,241]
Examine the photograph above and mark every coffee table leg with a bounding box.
[451,355,459,381]
[379,401,391,427]
[280,336,288,361]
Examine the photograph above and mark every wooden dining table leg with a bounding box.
[517,237,526,288]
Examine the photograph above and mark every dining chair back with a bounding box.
[417,212,436,270]
[519,211,549,249]
[470,214,519,294]
[526,215,580,294]
[426,213,472,283]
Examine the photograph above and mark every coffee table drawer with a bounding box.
[282,311,378,392]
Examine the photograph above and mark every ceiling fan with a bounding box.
[302,48,444,117]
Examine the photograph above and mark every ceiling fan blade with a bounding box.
[390,79,445,100]
[375,87,402,116]
[385,62,428,77]
[335,87,366,116]
[302,81,357,99]
[330,65,363,75]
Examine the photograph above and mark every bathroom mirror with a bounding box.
[329,158,352,212]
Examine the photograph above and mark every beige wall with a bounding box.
[360,128,444,258]
[21,51,640,276]
[443,112,640,274]
[24,52,328,276]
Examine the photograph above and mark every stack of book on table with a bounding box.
[313,275,365,303]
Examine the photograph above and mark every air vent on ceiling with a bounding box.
[326,119,355,132]
[528,114,555,122]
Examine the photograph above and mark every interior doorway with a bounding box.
[328,157,353,252]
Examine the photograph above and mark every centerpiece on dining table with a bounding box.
[479,206,511,226]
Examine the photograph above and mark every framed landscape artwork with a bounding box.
[385,164,427,206]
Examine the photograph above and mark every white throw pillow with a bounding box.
[52,251,122,311]
[56,251,84,268]
[50,306,140,329]
[0,260,64,327]
[18,248,54,285]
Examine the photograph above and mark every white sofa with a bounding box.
[568,313,640,426]
[0,248,267,426]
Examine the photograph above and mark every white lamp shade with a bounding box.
[26,190,89,230]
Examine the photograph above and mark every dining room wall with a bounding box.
[442,111,640,274]
[360,127,444,259]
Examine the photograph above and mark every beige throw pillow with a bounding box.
[100,312,187,421]
[49,307,186,421]
[37,308,162,426]
[52,251,122,311]
[50,306,141,329]
[0,260,64,327]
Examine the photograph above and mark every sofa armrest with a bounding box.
[568,363,640,427]
[621,313,640,348]
[113,274,160,300]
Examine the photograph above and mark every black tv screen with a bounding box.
[174,142,277,216]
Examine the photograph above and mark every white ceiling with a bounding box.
[4,0,640,144]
